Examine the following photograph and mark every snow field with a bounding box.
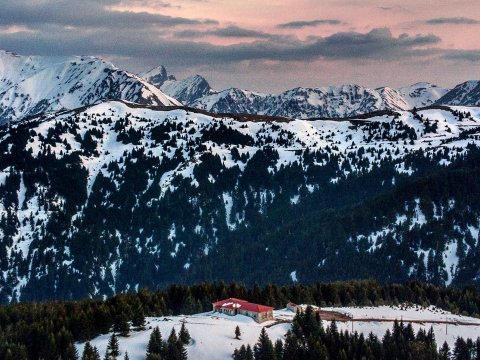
[77,305,480,360]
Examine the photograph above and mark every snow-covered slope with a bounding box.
[0,51,180,124]
[77,305,480,360]
[2,100,480,302]
[437,80,480,106]
[161,74,212,105]
[378,83,448,111]
[398,82,449,108]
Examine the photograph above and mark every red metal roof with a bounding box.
[213,298,273,313]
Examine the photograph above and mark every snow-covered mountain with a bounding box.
[398,82,450,108]
[161,74,212,105]
[188,83,449,118]
[259,85,384,118]
[437,80,480,106]
[188,84,384,118]
[139,65,176,89]
[155,69,449,118]
[377,82,449,111]
[190,87,266,114]
[0,51,179,124]
[1,100,480,302]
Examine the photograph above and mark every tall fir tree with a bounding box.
[146,326,165,360]
[253,328,275,360]
[82,342,101,360]
[179,323,191,345]
[104,333,120,360]
[235,325,241,340]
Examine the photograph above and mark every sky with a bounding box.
[0,0,479,92]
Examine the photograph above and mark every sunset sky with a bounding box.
[0,0,479,92]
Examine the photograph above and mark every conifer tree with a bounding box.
[131,297,146,331]
[105,333,120,360]
[146,327,164,359]
[438,341,450,360]
[123,352,129,360]
[179,323,191,345]
[233,346,244,360]
[235,325,241,340]
[167,328,187,360]
[273,339,283,360]
[253,328,275,360]
[114,313,130,337]
[82,342,101,360]
[246,345,254,360]
[283,330,300,360]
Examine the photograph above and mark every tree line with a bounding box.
[1,280,480,359]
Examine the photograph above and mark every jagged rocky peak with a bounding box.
[0,52,180,124]
[161,74,212,105]
[140,65,176,88]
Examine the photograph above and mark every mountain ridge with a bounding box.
[0,51,180,125]
[151,67,451,118]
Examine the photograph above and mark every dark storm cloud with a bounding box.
[0,27,441,66]
[277,19,342,29]
[174,25,274,39]
[0,0,214,29]
[426,17,480,25]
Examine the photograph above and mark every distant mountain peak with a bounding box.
[139,65,176,88]
[0,52,180,124]
[160,74,212,105]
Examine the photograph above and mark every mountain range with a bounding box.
[1,51,479,125]
[142,65,480,118]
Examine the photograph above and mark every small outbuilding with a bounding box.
[212,298,274,323]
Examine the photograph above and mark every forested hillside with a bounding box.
[1,101,480,302]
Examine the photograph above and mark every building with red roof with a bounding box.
[212,298,274,323]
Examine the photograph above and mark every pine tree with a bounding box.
[233,345,247,360]
[283,330,300,360]
[235,325,241,340]
[453,337,469,360]
[131,297,146,331]
[246,345,254,360]
[253,328,275,360]
[273,339,283,360]
[146,327,164,360]
[179,323,191,345]
[123,352,129,360]
[65,343,79,360]
[105,333,120,360]
[167,328,186,360]
[82,342,101,360]
[114,312,130,337]
[438,342,450,360]
[82,343,94,360]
